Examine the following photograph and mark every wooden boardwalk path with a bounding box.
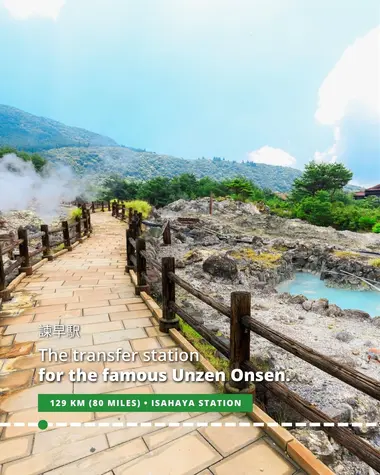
[0,212,317,475]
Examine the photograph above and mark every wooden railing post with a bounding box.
[18,227,32,275]
[0,246,6,292]
[41,224,53,261]
[75,216,82,240]
[82,207,89,237]
[121,204,126,221]
[126,229,135,271]
[91,202,95,213]
[128,208,133,224]
[101,201,105,212]
[225,291,255,394]
[138,212,143,235]
[62,221,72,250]
[135,238,148,295]
[130,219,137,239]
[159,256,179,333]
[87,207,92,233]
[163,221,171,245]
[115,202,120,218]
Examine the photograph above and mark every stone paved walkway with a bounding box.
[0,212,308,475]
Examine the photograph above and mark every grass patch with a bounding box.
[369,258,380,268]
[270,244,289,252]
[333,250,361,259]
[230,248,282,268]
[53,243,65,252]
[178,318,229,391]
[178,317,272,392]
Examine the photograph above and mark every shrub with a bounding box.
[69,208,82,221]
[113,200,152,219]
[358,216,377,231]
[369,258,380,267]
[373,223,380,233]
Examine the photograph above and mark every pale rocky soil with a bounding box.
[0,205,74,284]
[0,206,71,236]
[148,198,380,474]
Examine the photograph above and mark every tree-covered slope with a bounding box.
[0,105,118,151]
[0,104,302,191]
[43,146,302,192]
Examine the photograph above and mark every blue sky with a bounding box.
[0,0,379,183]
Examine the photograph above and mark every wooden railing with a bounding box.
[121,220,380,472]
[0,205,92,301]
[75,201,111,213]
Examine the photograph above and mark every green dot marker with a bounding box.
[38,420,48,430]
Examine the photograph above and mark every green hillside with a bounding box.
[0,104,302,191]
[43,146,302,192]
[0,104,118,151]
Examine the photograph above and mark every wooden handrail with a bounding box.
[242,359,380,472]
[241,315,380,401]
[170,300,380,472]
[1,240,24,255]
[123,229,380,471]
[28,247,45,258]
[4,257,24,276]
[168,271,230,316]
[28,231,45,240]
[47,227,63,235]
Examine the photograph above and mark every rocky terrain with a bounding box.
[145,198,380,474]
[0,206,75,285]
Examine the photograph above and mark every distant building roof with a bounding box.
[366,184,380,191]
[354,191,365,197]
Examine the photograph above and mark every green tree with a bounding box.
[0,146,47,172]
[100,175,139,200]
[222,177,256,201]
[292,161,353,200]
[137,177,173,207]
[294,191,333,226]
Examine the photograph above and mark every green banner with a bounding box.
[38,394,253,412]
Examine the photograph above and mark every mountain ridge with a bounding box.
[42,146,301,192]
[0,103,302,191]
[0,104,118,150]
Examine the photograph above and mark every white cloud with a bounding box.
[3,0,65,20]
[313,26,380,183]
[315,27,380,125]
[247,146,297,167]
[314,127,340,163]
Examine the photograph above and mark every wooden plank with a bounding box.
[241,315,380,402]
[47,227,63,235]
[177,217,200,223]
[168,271,230,317]
[29,247,44,258]
[4,257,23,275]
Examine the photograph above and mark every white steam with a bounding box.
[0,154,84,223]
